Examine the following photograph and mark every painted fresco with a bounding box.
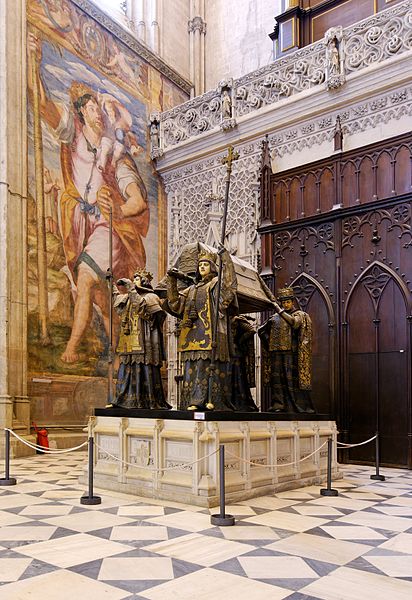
[26,0,188,381]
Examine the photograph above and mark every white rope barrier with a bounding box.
[5,428,88,454]
[225,439,329,469]
[94,441,219,472]
[336,434,377,448]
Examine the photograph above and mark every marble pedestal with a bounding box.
[81,410,339,507]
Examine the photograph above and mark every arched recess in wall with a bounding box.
[290,272,335,417]
[343,260,412,467]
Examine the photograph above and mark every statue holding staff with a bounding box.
[166,246,237,410]
[258,287,315,414]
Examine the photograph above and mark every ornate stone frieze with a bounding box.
[269,85,412,157]
[159,1,412,150]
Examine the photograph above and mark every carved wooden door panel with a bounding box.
[344,264,411,466]
[293,274,335,417]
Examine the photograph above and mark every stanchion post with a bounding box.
[370,432,385,481]
[211,445,235,526]
[320,438,338,497]
[0,430,16,486]
[80,437,101,505]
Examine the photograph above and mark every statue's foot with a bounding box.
[205,402,214,411]
[187,405,199,411]
[105,404,113,408]
[61,346,79,363]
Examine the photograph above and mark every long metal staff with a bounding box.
[207,146,239,408]
[106,207,114,404]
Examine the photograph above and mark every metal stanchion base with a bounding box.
[80,495,102,505]
[370,474,385,481]
[0,478,16,486]
[210,513,235,526]
[320,488,339,497]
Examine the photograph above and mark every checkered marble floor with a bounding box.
[0,454,411,599]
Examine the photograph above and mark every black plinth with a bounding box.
[320,487,339,496]
[210,513,235,526]
[80,495,102,505]
[95,408,331,421]
[0,478,17,486]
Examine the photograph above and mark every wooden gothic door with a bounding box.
[344,262,411,467]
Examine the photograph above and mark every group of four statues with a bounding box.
[109,246,315,414]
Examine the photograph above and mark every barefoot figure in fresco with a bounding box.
[27,33,149,364]
[109,270,171,410]
[258,287,315,414]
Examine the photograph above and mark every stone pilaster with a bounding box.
[0,0,30,449]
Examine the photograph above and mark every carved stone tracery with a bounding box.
[159,2,412,151]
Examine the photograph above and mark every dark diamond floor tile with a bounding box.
[304,527,336,538]
[166,526,195,539]
[212,557,246,577]
[259,578,317,591]
[68,558,103,580]
[20,559,60,580]
[302,558,339,577]
[1,506,26,514]
[102,580,165,594]
[200,527,225,539]
[344,556,386,575]
[87,527,113,540]
[172,557,204,578]
[0,548,32,558]
[272,528,298,539]
[249,506,273,515]
[242,547,286,557]
[114,548,164,558]
[163,507,183,515]
[101,506,121,515]
[68,506,90,514]
[286,592,325,600]
[363,547,407,557]
[49,526,79,539]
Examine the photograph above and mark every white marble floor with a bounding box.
[0,453,411,599]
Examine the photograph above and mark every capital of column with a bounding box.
[188,16,206,35]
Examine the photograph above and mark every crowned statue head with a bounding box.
[197,249,218,280]
[277,287,296,311]
[133,267,154,291]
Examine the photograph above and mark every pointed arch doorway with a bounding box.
[344,262,411,467]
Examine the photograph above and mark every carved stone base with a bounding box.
[80,415,340,507]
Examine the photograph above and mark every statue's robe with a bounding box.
[259,309,315,413]
[112,289,171,410]
[167,251,238,410]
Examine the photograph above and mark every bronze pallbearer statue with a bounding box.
[258,287,316,414]
[166,247,241,411]
[110,269,171,410]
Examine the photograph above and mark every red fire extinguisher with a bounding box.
[32,422,49,454]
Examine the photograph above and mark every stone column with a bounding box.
[0,0,30,450]
[188,0,206,96]
[150,0,160,55]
